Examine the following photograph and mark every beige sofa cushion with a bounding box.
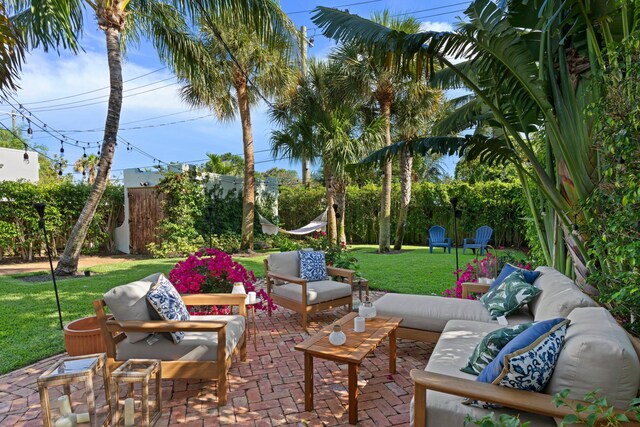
[545,307,640,409]
[411,319,556,426]
[103,273,160,344]
[271,280,351,305]
[268,251,300,283]
[373,293,533,333]
[116,315,245,362]
[529,267,597,320]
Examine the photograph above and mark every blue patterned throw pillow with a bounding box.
[299,251,327,282]
[480,270,542,319]
[490,264,541,290]
[146,274,190,344]
[477,318,570,392]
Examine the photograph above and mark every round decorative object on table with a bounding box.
[329,324,347,346]
[358,299,377,319]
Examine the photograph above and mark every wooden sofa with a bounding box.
[372,267,640,425]
[94,273,247,406]
[264,251,354,331]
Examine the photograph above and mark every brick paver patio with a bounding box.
[0,289,435,426]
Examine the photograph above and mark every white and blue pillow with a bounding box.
[146,274,190,344]
[477,317,570,392]
[491,264,541,290]
[480,270,542,319]
[299,251,328,282]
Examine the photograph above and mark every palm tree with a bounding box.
[312,0,636,283]
[0,2,24,95]
[391,81,443,250]
[173,12,296,251]
[8,0,295,274]
[330,11,421,253]
[74,154,100,185]
[202,152,245,176]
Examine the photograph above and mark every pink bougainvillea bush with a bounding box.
[443,251,533,299]
[169,248,275,314]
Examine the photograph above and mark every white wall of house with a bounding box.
[0,147,39,182]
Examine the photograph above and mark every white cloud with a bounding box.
[419,21,454,33]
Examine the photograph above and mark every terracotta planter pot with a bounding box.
[64,316,107,356]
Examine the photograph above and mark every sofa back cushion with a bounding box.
[529,267,597,320]
[545,307,640,409]
[103,272,160,343]
[268,251,300,282]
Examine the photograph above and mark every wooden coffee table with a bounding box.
[294,312,402,425]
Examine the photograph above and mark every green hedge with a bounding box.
[278,181,527,247]
[0,181,124,260]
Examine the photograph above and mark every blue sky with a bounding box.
[1,0,469,182]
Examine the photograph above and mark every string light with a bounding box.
[83,147,87,160]
[27,119,32,136]
[60,140,64,154]
[23,143,29,164]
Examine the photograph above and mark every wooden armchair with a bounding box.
[412,370,640,426]
[94,293,247,406]
[264,251,354,331]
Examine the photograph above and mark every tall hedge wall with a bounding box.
[0,181,124,260]
[278,181,527,247]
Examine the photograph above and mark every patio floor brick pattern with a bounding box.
[0,287,435,426]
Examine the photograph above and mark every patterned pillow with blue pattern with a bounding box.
[146,274,190,344]
[299,251,327,282]
[477,318,570,392]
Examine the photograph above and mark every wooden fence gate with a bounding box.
[128,187,165,254]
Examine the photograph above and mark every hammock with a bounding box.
[258,210,327,235]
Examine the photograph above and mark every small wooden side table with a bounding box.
[37,353,111,427]
[352,278,369,303]
[246,297,263,350]
[111,359,162,427]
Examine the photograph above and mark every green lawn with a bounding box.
[0,245,524,375]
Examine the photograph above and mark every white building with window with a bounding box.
[0,147,39,182]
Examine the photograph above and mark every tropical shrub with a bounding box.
[168,248,274,314]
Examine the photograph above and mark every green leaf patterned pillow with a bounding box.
[461,322,533,375]
[480,270,542,319]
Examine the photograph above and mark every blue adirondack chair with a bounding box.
[463,225,493,255]
[428,225,452,254]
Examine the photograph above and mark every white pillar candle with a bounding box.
[248,291,256,303]
[54,416,73,427]
[354,316,365,333]
[124,398,135,426]
[76,412,90,423]
[57,395,72,416]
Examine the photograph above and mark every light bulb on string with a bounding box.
[82,169,86,178]
[23,143,29,164]
[26,119,32,137]
[83,148,87,160]
[58,163,63,177]
[60,140,64,155]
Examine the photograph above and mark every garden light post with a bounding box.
[450,197,462,280]
[206,204,214,248]
[33,202,64,330]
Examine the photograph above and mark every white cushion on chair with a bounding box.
[268,251,300,282]
[272,280,352,304]
[115,315,246,362]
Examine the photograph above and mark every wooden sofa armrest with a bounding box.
[266,272,307,285]
[461,282,490,298]
[410,370,640,426]
[326,266,354,282]
[106,319,227,333]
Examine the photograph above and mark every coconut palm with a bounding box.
[172,13,296,251]
[0,3,24,95]
[7,0,295,274]
[74,154,100,185]
[329,11,422,253]
[313,0,636,283]
[202,152,245,176]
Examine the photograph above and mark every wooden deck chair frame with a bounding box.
[93,293,247,406]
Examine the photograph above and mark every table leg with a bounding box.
[389,329,397,374]
[142,379,150,427]
[304,353,313,411]
[85,374,97,427]
[38,385,52,427]
[348,363,359,425]
[358,281,363,303]
[252,305,257,350]
[102,361,112,418]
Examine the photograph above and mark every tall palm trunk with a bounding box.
[394,146,412,250]
[301,155,310,185]
[334,178,347,244]
[378,96,393,253]
[323,160,337,243]
[236,77,255,251]
[55,26,122,275]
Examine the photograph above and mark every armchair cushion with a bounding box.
[271,280,351,304]
[268,251,300,284]
[103,272,160,344]
[146,274,190,344]
[299,250,328,282]
[116,314,246,362]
